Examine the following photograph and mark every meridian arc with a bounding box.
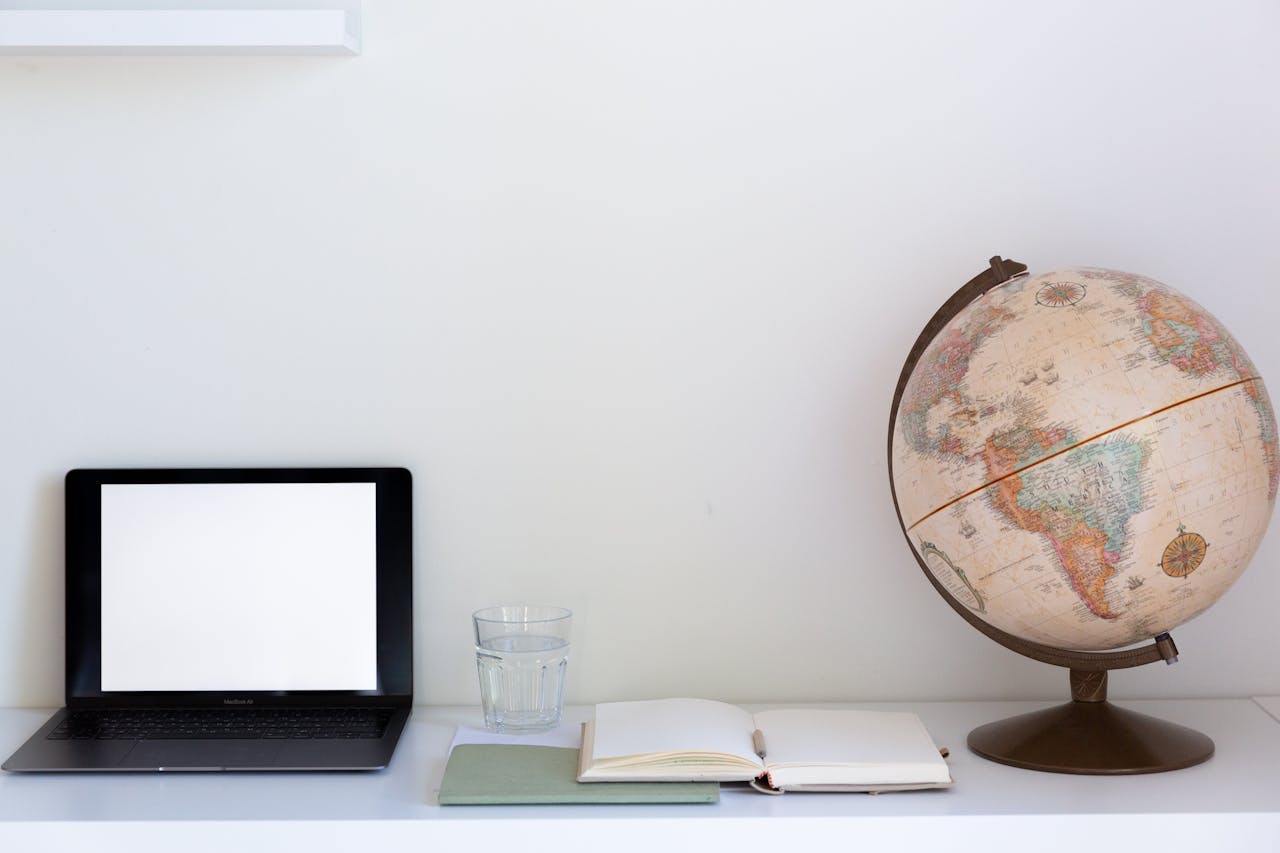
[905,376,1262,532]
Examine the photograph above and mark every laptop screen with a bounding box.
[99,482,378,693]
[64,468,413,706]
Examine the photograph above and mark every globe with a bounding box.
[892,264,1277,651]
[888,258,1278,774]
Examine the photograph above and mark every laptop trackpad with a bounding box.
[121,739,283,769]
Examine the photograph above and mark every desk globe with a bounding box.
[889,258,1278,774]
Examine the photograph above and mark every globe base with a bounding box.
[967,671,1214,774]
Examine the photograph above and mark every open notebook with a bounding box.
[577,698,952,793]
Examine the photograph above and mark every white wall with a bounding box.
[1,0,1278,709]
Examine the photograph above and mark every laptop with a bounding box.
[3,467,413,772]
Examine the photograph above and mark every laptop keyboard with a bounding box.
[47,708,396,741]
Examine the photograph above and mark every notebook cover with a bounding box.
[438,744,719,805]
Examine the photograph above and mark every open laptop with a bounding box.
[3,467,413,772]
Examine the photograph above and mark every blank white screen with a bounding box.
[100,482,378,692]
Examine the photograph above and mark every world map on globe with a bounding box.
[891,267,1278,651]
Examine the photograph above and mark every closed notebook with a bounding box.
[438,744,719,805]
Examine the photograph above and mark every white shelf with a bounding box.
[3,700,1280,851]
[0,9,360,55]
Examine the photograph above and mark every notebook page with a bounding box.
[753,708,950,784]
[592,698,759,764]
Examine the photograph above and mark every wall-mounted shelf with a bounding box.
[0,9,360,55]
[2,701,1280,850]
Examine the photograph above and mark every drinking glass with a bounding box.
[473,605,572,734]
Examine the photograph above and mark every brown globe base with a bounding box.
[967,670,1214,774]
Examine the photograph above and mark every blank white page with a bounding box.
[592,698,758,763]
[99,482,377,692]
[753,708,949,781]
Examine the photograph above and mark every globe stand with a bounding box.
[889,257,1217,775]
[967,668,1214,774]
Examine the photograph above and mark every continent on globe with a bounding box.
[985,437,1149,621]
[891,267,1277,651]
[898,298,1016,461]
[1122,277,1280,502]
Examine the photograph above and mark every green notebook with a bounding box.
[438,744,719,805]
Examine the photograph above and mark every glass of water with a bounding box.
[473,605,572,734]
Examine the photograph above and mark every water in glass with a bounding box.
[476,634,570,734]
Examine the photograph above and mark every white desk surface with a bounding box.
[1254,695,1280,722]
[2,700,1279,852]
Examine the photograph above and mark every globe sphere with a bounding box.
[891,267,1277,651]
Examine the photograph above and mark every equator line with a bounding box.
[906,376,1261,532]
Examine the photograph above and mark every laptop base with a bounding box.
[3,707,410,772]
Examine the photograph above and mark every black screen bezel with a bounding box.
[65,467,413,708]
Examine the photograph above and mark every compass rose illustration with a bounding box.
[1160,524,1208,578]
[1035,281,1087,307]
